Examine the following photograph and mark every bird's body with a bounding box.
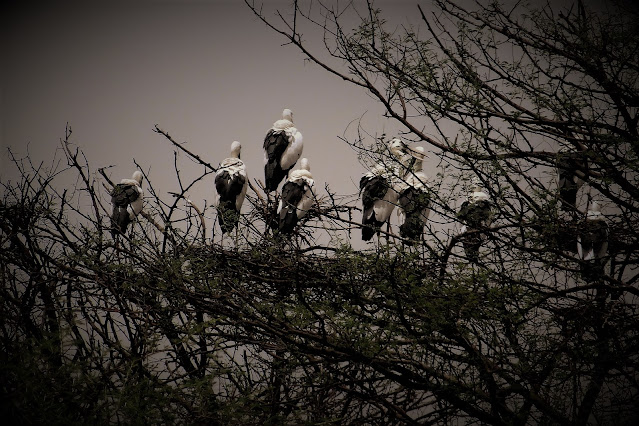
[577,202,608,281]
[111,171,144,236]
[360,138,408,241]
[458,183,493,262]
[397,146,430,244]
[215,141,248,234]
[277,158,315,234]
[556,150,587,211]
[263,109,303,192]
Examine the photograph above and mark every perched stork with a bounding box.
[577,201,608,282]
[360,138,408,241]
[457,180,493,262]
[397,146,431,244]
[263,109,303,192]
[215,141,248,234]
[277,158,315,234]
[111,171,144,236]
[556,148,587,211]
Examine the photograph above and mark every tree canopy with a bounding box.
[2,0,638,424]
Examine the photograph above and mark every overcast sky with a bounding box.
[2,1,423,210]
[4,0,613,244]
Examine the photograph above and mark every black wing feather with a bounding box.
[458,199,492,228]
[215,170,246,234]
[361,175,389,211]
[110,183,140,236]
[399,186,431,243]
[578,220,609,281]
[557,153,587,210]
[278,180,306,234]
[264,129,291,192]
[457,199,492,262]
[111,183,140,207]
[360,175,392,241]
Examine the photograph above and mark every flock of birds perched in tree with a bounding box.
[109,109,609,280]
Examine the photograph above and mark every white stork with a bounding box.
[556,147,587,211]
[277,158,315,234]
[577,201,608,282]
[263,109,303,192]
[397,146,431,244]
[111,171,144,236]
[457,180,493,262]
[360,138,409,241]
[215,141,248,234]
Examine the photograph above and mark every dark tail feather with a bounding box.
[264,163,287,192]
[580,258,606,283]
[362,215,382,241]
[278,209,298,234]
[557,226,577,253]
[111,207,131,237]
[559,188,578,211]
[362,225,376,241]
[463,235,481,263]
[399,215,423,245]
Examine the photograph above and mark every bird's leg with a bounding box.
[385,221,392,245]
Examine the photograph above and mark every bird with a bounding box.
[457,180,494,262]
[360,138,409,241]
[556,147,587,211]
[577,201,608,282]
[276,158,315,234]
[111,171,144,236]
[263,109,303,192]
[397,146,431,244]
[215,141,248,234]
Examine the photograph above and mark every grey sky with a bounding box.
[2,0,420,211]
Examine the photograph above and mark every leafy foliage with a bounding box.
[2,0,639,424]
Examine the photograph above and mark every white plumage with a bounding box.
[397,146,431,243]
[263,109,304,192]
[360,138,409,241]
[215,141,248,234]
[111,171,144,236]
[277,158,315,234]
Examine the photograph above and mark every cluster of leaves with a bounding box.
[2,0,639,424]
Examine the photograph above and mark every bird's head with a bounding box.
[587,201,603,220]
[300,157,310,171]
[406,146,426,161]
[282,109,294,122]
[132,171,143,185]
[388,138,407,159]
[230,141,242,159]
[470,177,488,201]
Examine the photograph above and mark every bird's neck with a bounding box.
[120,178,140,186]
[273,119,294,130]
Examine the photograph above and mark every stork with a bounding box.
[556,148,587,212]
[263,109,303,192]
[457,180,493,263]
[360,138,409,241]
[577,201,608,282]
[277,158,315,234]
[111,171,144,237]
[215,141,248,234]
[397,146,431,244]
